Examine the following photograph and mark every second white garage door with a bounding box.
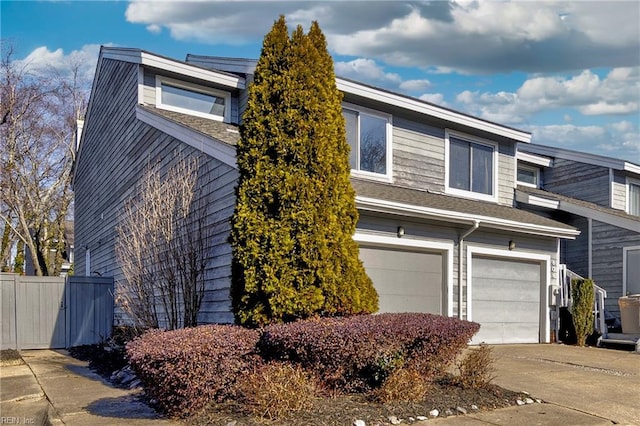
[471,257,542,344]
[359,246,443,314]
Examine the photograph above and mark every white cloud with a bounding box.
[419,93,447,107]
[124,1,640,74]
[146,24,161,34]
[15,44,101,82]
[456,67,640,124]
[529,123,640,163]
[334,58,401,84]
[399,79,431,92]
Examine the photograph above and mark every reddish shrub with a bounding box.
[126,325,260,417]
[258,313,479,392]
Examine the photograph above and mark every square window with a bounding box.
[517,164,539,187]
[447,134,496,198]
[343,106,390,177]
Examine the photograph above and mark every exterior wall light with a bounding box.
[397,226,405,238]
[508,240,516,250]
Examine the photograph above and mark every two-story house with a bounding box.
[515,144,640,321]
[74,47,579,344]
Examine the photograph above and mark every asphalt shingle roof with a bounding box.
[517,186,640,224]
[141,105,241,146]
[352,178,576,232]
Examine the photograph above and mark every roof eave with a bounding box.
[337,78,532,143]
[356,196,579,239]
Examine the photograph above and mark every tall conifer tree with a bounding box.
[230,17,378,327]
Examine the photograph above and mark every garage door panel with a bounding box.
[474,323,539,345]
[472,278,538,302]
[471,256,542,344]
[359,246,443,315]
[473,258,540,280]
[380,294,441,314]
[473,301,539,323]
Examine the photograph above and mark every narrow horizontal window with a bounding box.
[156,76,230,122]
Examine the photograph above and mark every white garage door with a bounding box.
[471,257,541,344]
[359,246,443,314]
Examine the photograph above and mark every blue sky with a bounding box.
[2,1,639,162]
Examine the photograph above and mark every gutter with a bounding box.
[459,220,480,319]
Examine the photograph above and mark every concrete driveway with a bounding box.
[489,344,640,425]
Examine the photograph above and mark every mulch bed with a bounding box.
[69,343,533,426]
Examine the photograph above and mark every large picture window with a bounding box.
[446,132,497,200]
[156,76,230,122]
[343,106,391,178]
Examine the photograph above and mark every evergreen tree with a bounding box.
[230,17,378,327]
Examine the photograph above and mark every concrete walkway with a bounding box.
[431,344,639,425]
[2,344,638,425]
[1,350,175,425]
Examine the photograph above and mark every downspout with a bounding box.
[458,220,480,319]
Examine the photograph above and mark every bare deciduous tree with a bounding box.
[0,41,87,275]
[115,155,211,330]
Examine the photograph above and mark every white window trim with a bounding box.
[445,129,499,202]
[466,245,551,343]
[155,75,231,122]
[625,177,640,216]
[343,102,393,183]
[517,163,541,188]
[354,231,454,317]
[623,245,640,296]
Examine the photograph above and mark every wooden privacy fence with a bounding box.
[1,273,114,350]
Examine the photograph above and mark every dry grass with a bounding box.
[374,368,431,403]
[239,362,318,421]
[454,344,496,389]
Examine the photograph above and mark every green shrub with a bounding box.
[258,313,479,393]
[126,325,261,417]
[453,344,495,389]
[239,362,317,420]
[571,278,595,347]
[230,17,378,327]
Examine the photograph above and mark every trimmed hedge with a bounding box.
[258,313,479,392]
[126,325,260,417]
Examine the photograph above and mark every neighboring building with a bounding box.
[74,47,579,344]
[516,144,640,319]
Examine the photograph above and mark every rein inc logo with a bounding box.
[1,418,35,424]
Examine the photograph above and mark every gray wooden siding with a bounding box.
[75,58,237,325]
[356,213,557,321]
[591,220,640,318]
[392,117,445,192]
[611,170,627,211]
[142,69,155,105]
[497,143,516,205]
[390,116,516,206]
[560,216,589,278]
[238,73,253,123]
[542,159,610,207]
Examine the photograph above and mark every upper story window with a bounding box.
[343,104,392,180]
[629,179,640,216]
[156,76,230,122]
[517,164,540,188]
[445,130,498,202]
